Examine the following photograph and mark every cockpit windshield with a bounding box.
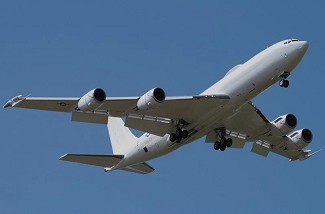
[284,39,299,44]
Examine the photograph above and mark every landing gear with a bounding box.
[220,144,226,151]
[169,120,189,143]
[169,133,177,142]
[279,79,289,88]
[226,138,233,147]
[170,128,188,143]
[170,129,188,143]
[214,142,220,150]
[279,72,290,88]
[182,129,189,139]
[214,137,232,151]
[213,128,233,152]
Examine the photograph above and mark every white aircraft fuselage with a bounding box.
[114,39,309,170]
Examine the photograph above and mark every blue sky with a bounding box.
[1,1,324,213]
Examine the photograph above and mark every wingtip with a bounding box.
[3,102,11,108]
[59,154,68,160]
[3,95,25,109]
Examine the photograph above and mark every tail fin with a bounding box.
[107,116,138,155]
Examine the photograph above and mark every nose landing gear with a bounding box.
[279,71,290,88]
[279,79,289,88]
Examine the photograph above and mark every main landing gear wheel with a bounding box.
[226,138,233,147]
[279,79,289,88]
[214,142,220,150]
[220,144,226,151]
[182,130,189,139]
[169,133,177,142]
[214,137,233,151]
[170,129,189,143]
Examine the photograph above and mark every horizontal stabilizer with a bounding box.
[59,154,124,168]
[59,154,154,174]
[122,162,155,174]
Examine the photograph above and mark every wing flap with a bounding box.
[272,148,321,161]
[125,114,173,136]
[71,111,108,124]
[251,142,270,157]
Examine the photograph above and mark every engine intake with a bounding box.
[78,88,106,112]
[301,129,313,142]
[272,114,297,135]
[137,88,166,110]
[288,128,313,149]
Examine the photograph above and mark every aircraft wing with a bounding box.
[3,95,79,112]
[224,102,272,138]
[4,94,229,126]
[207,102,318,161]
[3,95,137,113]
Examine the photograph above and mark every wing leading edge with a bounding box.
[4,94,229,124]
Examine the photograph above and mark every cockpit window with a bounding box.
[284,39,299,45]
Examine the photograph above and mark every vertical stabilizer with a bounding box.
[107,116,138,155]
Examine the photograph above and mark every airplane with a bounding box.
[4,38,320,174]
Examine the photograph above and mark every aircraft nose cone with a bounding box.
[298,41,309,53]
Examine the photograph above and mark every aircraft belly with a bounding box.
[184,63,283,144]
[118,135,179,168]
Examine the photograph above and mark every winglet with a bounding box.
[3,95,26,108]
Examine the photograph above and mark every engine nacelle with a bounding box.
[137,88,165,110]
[288,128,313,149]
[271,114,297,135]
[78,88,106,112]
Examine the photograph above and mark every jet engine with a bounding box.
[137,88,165,110]
[288,128,313,149]
[271,114,297,135]
[77,88,106,112]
